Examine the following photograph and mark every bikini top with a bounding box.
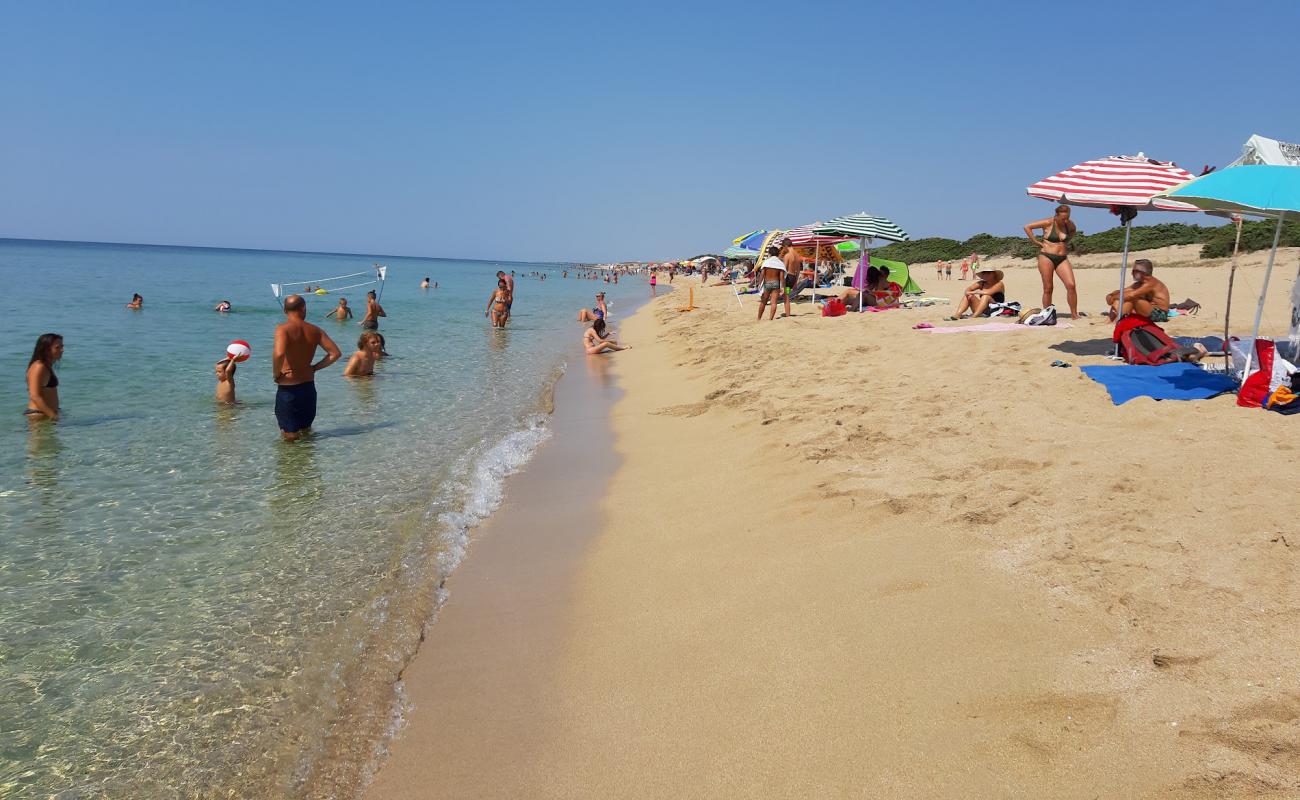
[1045,220,1072,243]
[45,367,58,389]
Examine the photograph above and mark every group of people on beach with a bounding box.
[935,255,981,282]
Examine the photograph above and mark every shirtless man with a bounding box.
[780,241,801,317]
[756,243,789,321]
[495,270,515,321]
[361,290,385,330]
[1106,259,1170,322]
[272,295,341,441]
[344,331,382,377]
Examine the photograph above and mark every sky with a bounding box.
[2,0,1298,263]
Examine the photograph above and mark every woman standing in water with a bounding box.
[1024,204,1080,319]
[25,333,63,421]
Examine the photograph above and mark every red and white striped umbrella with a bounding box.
[1026,154,1198,212]
[784,223,852,247]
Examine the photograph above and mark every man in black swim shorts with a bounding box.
[272,295,341,441]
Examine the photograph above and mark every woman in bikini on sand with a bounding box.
[584,319,629,354]
[1024,204,1080,319]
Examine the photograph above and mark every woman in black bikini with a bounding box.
[25,333,63,421]
[1024,204,1079,319]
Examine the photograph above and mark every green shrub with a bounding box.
[1200,219,1300,258]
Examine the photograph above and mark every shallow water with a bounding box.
[0,240,647,798]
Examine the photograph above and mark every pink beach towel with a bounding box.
[921,321,1074,334]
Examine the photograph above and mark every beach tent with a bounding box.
[1027,154,1197,328]
[868,256,921,295]
[1228,134,1300,167]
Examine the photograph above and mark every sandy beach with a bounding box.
[369,258,1300,799]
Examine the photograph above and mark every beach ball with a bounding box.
[226,340,252,362]
[314,288,329,295]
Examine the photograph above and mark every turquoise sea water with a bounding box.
[0,240,647,798]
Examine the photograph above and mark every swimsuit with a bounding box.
[593,307,605,319]
[1042,221,1071,267]
[24,367,57,415]
[275,381,317,433]
[1150,307,1169,323]
[361,319,378,329]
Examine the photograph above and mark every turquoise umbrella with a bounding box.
[1157,165,1300,376]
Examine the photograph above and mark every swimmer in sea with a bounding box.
[326,297,353,322]
[25,333,63,422]
[486,278,510,328]
[344,331,382,377]
[215,300,232,313]
[584,318,629,354]
[126,293,143,309]
[214,356,237,404]
[420,277,430,289]
[361,290,385,330]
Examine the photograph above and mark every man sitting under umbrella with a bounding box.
[1106,259,1170,322]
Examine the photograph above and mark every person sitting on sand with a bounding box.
[326,297,353,321]
[214,356,237,404]
[1106,259,1170,322]
[344,331,382,377]
[126,293,143,309]
[579,292,608,322]
[584,318,629,354]
[870,266,903,307]
[950,268,1006,319]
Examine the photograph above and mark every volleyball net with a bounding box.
[270,265,388,304]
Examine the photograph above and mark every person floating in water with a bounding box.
[126,293,143,309]
[584,319,629,354]
[344,331,382,377]
[326,297,353,322]
[272,294,341,441]
[361,290,385,330]
[214,300,232,313]
[25,333,63,421]
[420,277,430,289]
[214,356,237,404]
[486,278,510,328]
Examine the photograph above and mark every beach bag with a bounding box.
[986,301,1021,318]
[1117,321,1180,366]
[1021,305,1058,326]
[1238,338,1296,408]
[822,297,846,317]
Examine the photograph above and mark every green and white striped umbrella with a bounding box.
[723,245,759,260]
[812,213,909,242]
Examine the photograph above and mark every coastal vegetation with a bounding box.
[875,220,1300,262]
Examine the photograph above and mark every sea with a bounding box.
[0,238,649,798]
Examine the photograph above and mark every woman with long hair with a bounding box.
[25,333,63,421]
[584,318,629,354]
[1024,204,1080,318]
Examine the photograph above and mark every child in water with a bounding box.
[344,331,382,377]
[214,357,237,404]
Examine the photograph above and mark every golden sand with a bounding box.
[370,255,1300,798]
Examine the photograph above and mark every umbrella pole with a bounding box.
[1243,212,1287,379]
[1223,215,1243,372]
[1113,219,1133,357]
[859,237,867,312]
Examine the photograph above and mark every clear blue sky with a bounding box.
[3,1,1298,262]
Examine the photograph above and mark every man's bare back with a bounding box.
[274,317,338,385]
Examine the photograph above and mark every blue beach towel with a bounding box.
[1079,362,1238,405]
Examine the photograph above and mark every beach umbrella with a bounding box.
[723,245,759,260]
[813,213,911,311]
[1156,164,1300,376]
[1027,154,1198,323]
[733,230,771,251]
